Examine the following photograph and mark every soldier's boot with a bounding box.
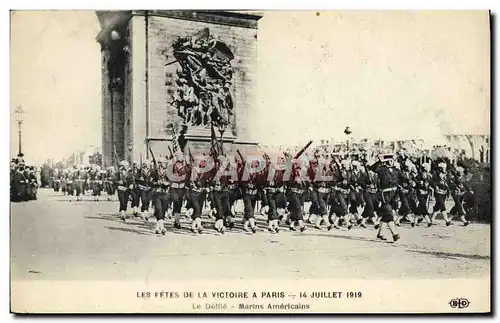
[353,213,363,226]
[460,215,470,226]
[387,221,399,241]
[249,218,257,233]
[196,218,204,234]
[209,208,217,219]
[120,210,126,221]
[407,213,416,227]
[190,218,198,233]
[416,216,424,225]
[243,220,251,232]
[273,220,280,233]
[314,215,323,230]
[376,224,386,240]
[267,220,276,233]
[394,216,400,226]
[225,216,234,230]
[158,219,167,235]
[332,216,340,229]
[443,213,452,226]
[166,208,173,219]
[429,212,439,227]
[174,213,182,229]
[345,215,353,230]
[424,215,433,227]
[359,217,367,228]
[285,212,292,226]
[320,214,332,230]
[214,219,225,234]
[298,220,306,233]
[154,220,162,234]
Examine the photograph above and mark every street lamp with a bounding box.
[14,106,24,157]
[344,126,352,151]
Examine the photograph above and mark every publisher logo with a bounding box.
[449,298,470,309]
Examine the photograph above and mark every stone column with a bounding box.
[130,13,147,164]
[110,81,125,163]
[101,48,113,168]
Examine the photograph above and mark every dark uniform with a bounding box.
[329,162,351,229]
[151,162,170,234]
[116,163,135,220]
[264,154,287,233]
[347,164,364,222]
[395,167,416,226]
[373,159,401,242]
[61,170,68,195]
[136,163,153,216]
[72,167,86,200]
[360,169,380,226]
[376,165,399,223]
[309,158,332,230]
[414,170,432,223]
[26,167,38,200]
[211,157,235,233]
[130,164,141,213]
[186,158,211,233]
[12,166,28,202]
[448,170,471,226]
[286,161,307,232]
[52,170,61,192]
[65,168,76,196]
[104,167,116,198]
[171,156,188,229]
[241,170,260,233]
[88,168,101,200]
[431,171,449,225]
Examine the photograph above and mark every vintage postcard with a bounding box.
[10,10,491,314]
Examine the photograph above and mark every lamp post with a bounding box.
[344,126,352,152]
[15,106,25,157]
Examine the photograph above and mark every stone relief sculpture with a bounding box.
[168,28,235,151]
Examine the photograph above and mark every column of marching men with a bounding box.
[49,149,476,242]
[10,156,39,202]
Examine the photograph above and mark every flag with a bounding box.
[210,122,218,156]
[171,125,181,153]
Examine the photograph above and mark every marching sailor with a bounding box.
[429,162,451,226]
[414,163,433,226]
[448,166,471,226]
[170,152,189,229]
[151,156,170,235]
[116,160,135,221]
[373,155,401,242]
[359,161,380,228]
[136,160,153,220]
[348,160,364,226]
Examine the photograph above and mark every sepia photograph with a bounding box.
[9,9,491,314]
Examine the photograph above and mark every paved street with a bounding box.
[11,188,490,281]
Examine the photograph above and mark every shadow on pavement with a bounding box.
[300,231,394,244]
[104,226,156,236]
[406,249,490,261]
[87,213,226,236]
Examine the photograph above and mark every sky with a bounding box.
[10,10,490,165]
